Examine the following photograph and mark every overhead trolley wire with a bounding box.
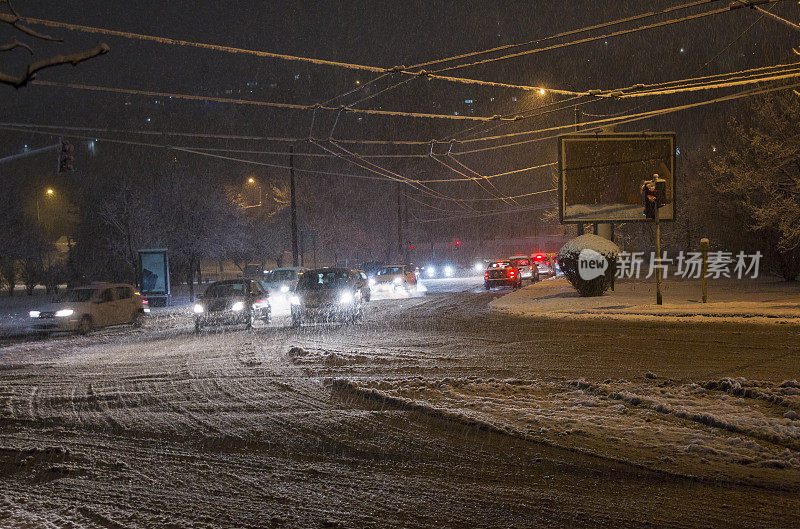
[424,0,789,73]
[20,17,583,96]
[409,0,725,69]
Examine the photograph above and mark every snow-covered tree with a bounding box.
[708,91,800,280]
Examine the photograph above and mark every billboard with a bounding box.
[558,133,676,223]
[138,249,170,296]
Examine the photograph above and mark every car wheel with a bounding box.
[132,311,144,328]
[194,319,202,334]
[78,315,93,335]
[484,282,491,290]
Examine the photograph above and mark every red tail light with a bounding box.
[509,270,516,277]
[255,298,263,304]
[141,297,148,304]
[484,272,489,279]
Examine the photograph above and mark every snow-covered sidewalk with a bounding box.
[491,276,800,324]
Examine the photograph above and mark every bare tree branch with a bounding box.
[0,42,109,88]
[0,38,32,53]
[0,0,19,18]
[0,12,61,42]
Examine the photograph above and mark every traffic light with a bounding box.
[455,240,461,247]
[641,178,666,219]
[58,141,75,173]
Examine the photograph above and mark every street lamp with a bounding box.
[37,187,55,223]
[244,177,262,208]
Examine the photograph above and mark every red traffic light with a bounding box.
[455,240,461,246]
[409,245,415,250]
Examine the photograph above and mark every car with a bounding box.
[420,263,457,279]
[373,264,418,293]
[508,255,539,283]
[484,261,522,289]
[261,267,308,307]
[533,253,556,276]
[29,282,149,334]
[352,269,372,302]
[193,279,270,333]
[290,268,365,326]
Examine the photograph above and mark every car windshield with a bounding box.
[512,259,530,266]
[298,270,350,290]
[203,282,247,298]
[378,267,403,275]
[488,262,510,269]
[270,269,297,282]
[57,288,96,303]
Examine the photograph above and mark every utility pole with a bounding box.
[574,108,584,236]
[290,145,299,267]
[397,181,403,262]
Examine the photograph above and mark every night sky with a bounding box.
[2,0,798,245]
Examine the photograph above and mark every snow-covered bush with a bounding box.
[556,234,620,297]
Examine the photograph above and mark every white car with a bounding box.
[29,282,149,334]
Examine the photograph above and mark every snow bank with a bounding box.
[491,276,800,325]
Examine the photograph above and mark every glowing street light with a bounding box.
[37,187,55,223]
[538,88,546,95]
[244,177,262,207]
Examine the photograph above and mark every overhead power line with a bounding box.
[20,16,582,96]
[426,0,789,73]
[410,0,724,69]
[30,80,530,123]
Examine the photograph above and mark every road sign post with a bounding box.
[700,238,710,303]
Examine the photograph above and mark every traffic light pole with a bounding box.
[653,175,663,305]
[290,145,299,267]
[0,142,60,165]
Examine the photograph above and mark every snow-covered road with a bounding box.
[1,277,798,528]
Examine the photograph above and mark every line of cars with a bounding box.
[483,253,557,289]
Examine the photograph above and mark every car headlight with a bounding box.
[29,310,41,318]
[193,304,204,314]
[55,309,74,318]
[339,291,354,304]
[280,285,290,293]
[368,277,376,287]
[474,262,484,272]
[289,295,301,305]
[426,266,436,278]
[231,301,245,312]
[444,266,454,277]
[393,276,403,285]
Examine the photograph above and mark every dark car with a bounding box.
[193,279,270,332]
[484,260,522,289]
[290,268,365,327]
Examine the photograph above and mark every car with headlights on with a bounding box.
[29,282,149,334]
[421,263,457,279]
[261,266,308,308]
[193,279,270,333]
[484,261,522,289]
[373,264,417,294]
[290,268,365,327]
